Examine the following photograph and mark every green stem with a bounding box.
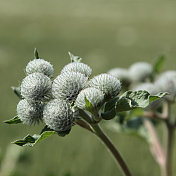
[165,122,174,176]
[91,124,132,176]
[163,102,175,176]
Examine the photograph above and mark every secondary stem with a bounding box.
[143,119,166,172]
[163,102,175,176]
[91,124,132,176]
[165,122,174,176]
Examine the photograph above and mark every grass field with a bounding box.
[0,1,176,176]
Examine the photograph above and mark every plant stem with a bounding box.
[163,102,175,176]
[165,122,174,176]
[144,119,166,171]
[76,119,94,133]
[91,124,132,176]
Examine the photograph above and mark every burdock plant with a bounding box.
[5,50,169,176]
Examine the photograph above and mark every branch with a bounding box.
[144,119,166,169]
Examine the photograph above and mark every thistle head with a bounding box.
[107,68,129,81]
[134,83,158,95]
[26,59,54,78]
[88,74,121,99]
[75,87,104,111]
[155,71,176,101]
[21,73,52,101]
[52,72,88,102]
[107,68,131,88]
[43,99,78,132]
[17,99,43,125]
[129,62,153,82]
[61,62,92,77]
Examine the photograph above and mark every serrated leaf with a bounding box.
[149,92,167,102]
[115,90,167,113]
[4,116,22,124]
[12,135,36,146]
[11,86,23,99]
[154,55,165,73]
[68,52,82,62]
[12,126,55,147]
[34,131,55,144]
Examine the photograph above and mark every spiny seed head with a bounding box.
[129,62,153,82]
[108,68,130,82]
[26,59,54,78]
[43,99,78,132]
[88,74,121,99]
[155,71,176,100]
[52,72,88,102]
[61,62,92,77]
[75,87,104,110]
[134,83,158,95]
[17,99,43,125]
[21,73,52,101]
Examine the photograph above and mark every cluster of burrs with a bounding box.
[108,62,153,87]
[108,62,176,103]
[16,50,121,135]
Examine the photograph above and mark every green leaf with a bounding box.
[115,90,167,113]
[101,108,116,120]
[34,48,39,59]
[104,97,119,112]
[153,55,165,73]
[101,97,118,120]
[68,52,82,62]
[149,92,167,102]
[85,96,94,111]
[12,126,55,147]
[4,116,22,124]
[125,108,144,121]
[11,86,23,99]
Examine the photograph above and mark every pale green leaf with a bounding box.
[4,116,22,124]
[115,90,167,113]
[12,126,55,147]
[154,55,165,73]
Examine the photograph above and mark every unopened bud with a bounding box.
[61,62,92,77]
[21,73,52,101]
[52,72,88,102]
[88,74,121,99]
[43,99,78,132]
[129,62,153,82]
[75,87,104,110]
[17,99,43,125]
[26,59,54,78]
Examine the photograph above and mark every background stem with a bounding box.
[163,102,175,176]
[165,122,174,176]
[144,119,166,174]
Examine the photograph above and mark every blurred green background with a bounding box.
[0,0,176,176]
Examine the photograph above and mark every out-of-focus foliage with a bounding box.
[1,0,176,176]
